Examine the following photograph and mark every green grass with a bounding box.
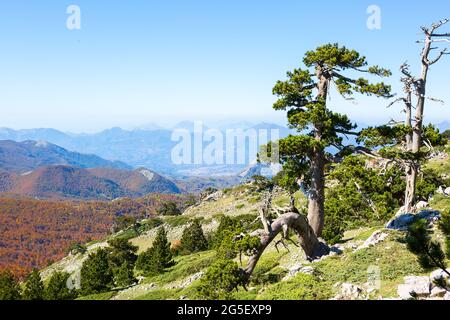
[76,291,116,300]
[257,273,333,300]
[143,250,216,286]
[135,289,178,300]
[163,216,191,228]
[313,232,427,297]
[235,203,245,209]
[430,194,450,212]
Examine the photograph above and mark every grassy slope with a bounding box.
[44,148,450,300]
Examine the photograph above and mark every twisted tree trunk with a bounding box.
[243,211,329,279]
[308,150,325,236]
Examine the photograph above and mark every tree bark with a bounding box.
[404,162,418,213]
[308,149,325,236]
[406,31,431,212]
[404,79,415,213]
[305,67,329,237]
[243,212,329,279]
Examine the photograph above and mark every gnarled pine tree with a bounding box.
[243,43,392,278]
[359,19,449,213]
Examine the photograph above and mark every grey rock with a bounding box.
[430,268,450,283]
[356,230,388,250]
[386,210,441,231]
[282,265,315,281]
[397,276,431,299]
[334,283,363,300]
[445,187,450,196]
[414,201,429,210]
[430,286,447,298]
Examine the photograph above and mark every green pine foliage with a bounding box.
[157,201,181,216]
[114,261,136,288]
[136,227,174,276]
[107,237,138,286]
[44,271,77,300]
[180,220,208,255]
[0,270,21,300]
[213,216,260,261]
[197,259,245,299]
[323,156,403,243]
[439,209,450,258]
[22,269,45,300]
[406,219,447,270]
[80,249,114,295]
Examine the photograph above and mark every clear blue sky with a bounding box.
[0,1,449,132]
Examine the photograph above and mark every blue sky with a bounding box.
[0,0,449,132]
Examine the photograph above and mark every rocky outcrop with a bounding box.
[436,186,450,196]
[333,283,363,300]
[356,230,388,251]
[386,210,441,231]
[397,269,450,300]
[397,276,431,299]
[282,265,314,281]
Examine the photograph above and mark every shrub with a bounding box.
[157,201,181,216]
[136,227,174,276]
[0,270,21,300]
[22,269,44,300]
[213,216,259,260]
[106,238,138,287]
[113,215,138,233]
[180,220,208,255]
[197,259,245,299]
[66,242,87,255]
[45,272,77,300]
[80,249,114,295]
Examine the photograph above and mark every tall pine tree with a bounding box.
[22,269,44,300]
[136,227,173,276]
[271,43,392,237]
[80,248,114,295]
[180,220,208,255]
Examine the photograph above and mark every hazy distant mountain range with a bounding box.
[0,140,181,199]
[0,122,294,177]
[1,120,447,179]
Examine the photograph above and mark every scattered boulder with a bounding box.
[356,230,388,250]
[445,292,450,300]
[414,201,429,211]
[430,286,447,298]
[282,265,314,281]
[430,268,450,283]
[386,210,441,231]
[136,275,145,284]
[333,283,363,300]
[436,186,449,196]
[203,191,223,202]
[168,271,205,289]
[397,276,431,299]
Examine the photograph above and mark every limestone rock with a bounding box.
[356,230,388,250]
[414,201,429,211]
[397,276,430,299]
[430,286,447,298]
[334,283,363,300]
[386,210,440,230]
[282,264,314,281]
[430,268,450,283]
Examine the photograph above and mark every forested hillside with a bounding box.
[0,194,190,278]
